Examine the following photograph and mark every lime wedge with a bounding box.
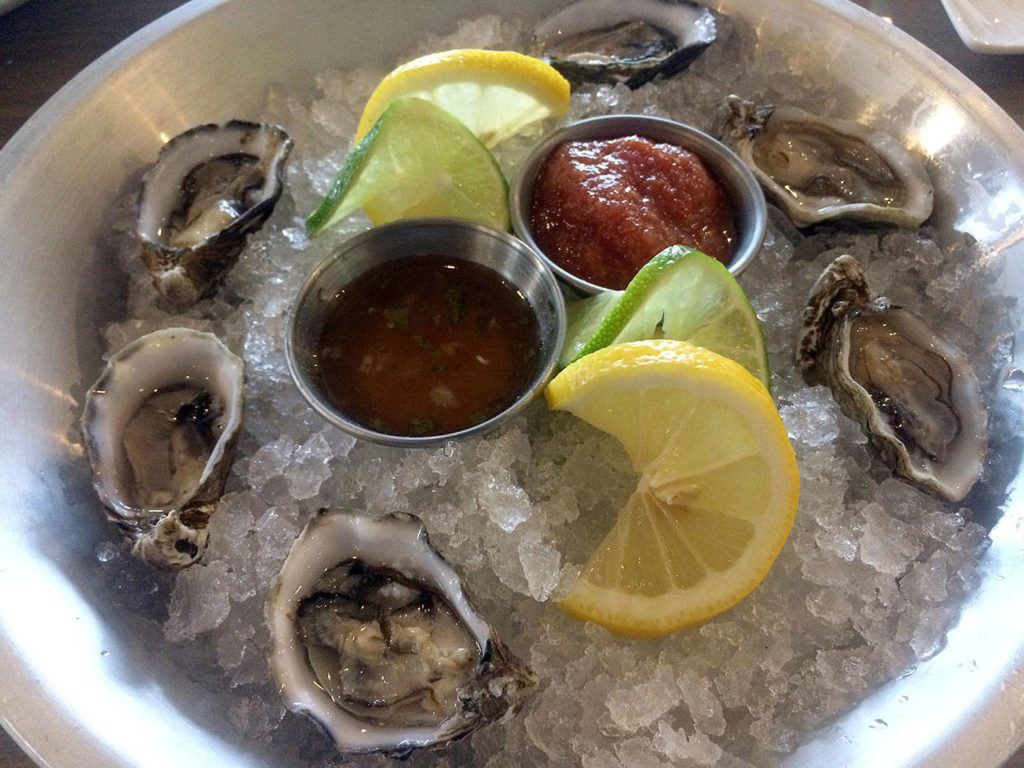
[559,246,770,387]
[306,96,510,236]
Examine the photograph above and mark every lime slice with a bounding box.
[306,96,510,236]
[355,49,571,148]
[559,246,770,388]
[546,339,799,637]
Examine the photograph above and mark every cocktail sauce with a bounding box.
[314,255,540,437]
[529,135,736,290]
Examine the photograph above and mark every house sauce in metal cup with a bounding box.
[313,254,541,438]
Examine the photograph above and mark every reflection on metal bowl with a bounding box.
[0,1,1023,768]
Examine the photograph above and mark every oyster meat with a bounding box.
[530,0,717,88]
[795,255,987,502]
[719,96,933,228]
[266,510,537,756]
[137,120,293,306]
[81,328,245,568]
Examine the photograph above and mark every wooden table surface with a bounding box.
[1,0,1023,766]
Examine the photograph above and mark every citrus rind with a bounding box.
[356,49,571,147]
[306,96,510,236]
[560,247,770,388]
[547,339,799,637]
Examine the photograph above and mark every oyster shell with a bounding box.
[266,509,537,756]
[795,255,987,502]
[530,0,716,88]
[137,120,293,306]
[719,96,933,228]
[81,328,245,568]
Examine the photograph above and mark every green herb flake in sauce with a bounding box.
[446,288,465,325]
[384,306,410,330]
[409,416,436,435]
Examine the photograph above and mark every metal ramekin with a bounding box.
[509,114,767,296]
[287,218,567,447]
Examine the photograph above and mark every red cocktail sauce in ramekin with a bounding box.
[529,135,736,290]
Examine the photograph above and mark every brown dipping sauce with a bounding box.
[529,135,737,290]
[314,255,540,437]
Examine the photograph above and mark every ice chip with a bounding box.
[612,736,671,768]
[652,721,723,766]
[607,666,681,731]
[479,469,531,532]
[901,551,951,603]
[247,436,297,491]
[254,506,302,584]
[287,431,334,499]
[910,604,957,658]
[164,560,232,643]
[858,502,923,575]
[215,611,256,671]
[679,669,727,736]
[517,530,561,601]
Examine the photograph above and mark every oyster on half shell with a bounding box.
[266,510,537,756]
[718,96,933,228]
[137,120,293,306]
[795,255,987,502]
[81,328,245,569]
[530,0,717,88]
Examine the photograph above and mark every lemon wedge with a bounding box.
[306,96,509,235]
[546,339,799,637]
[356,49,571,148]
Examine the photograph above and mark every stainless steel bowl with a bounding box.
[509,114,767,295]
[287,218,566,446]
[2,1,1024,767]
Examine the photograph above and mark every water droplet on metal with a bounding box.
[1002,367,1024,391]
[95,541,119,563]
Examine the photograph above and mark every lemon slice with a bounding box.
[355,49,571,148]
[546,339,799,637]
[560,246,770,388]
[306,96,510,235]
